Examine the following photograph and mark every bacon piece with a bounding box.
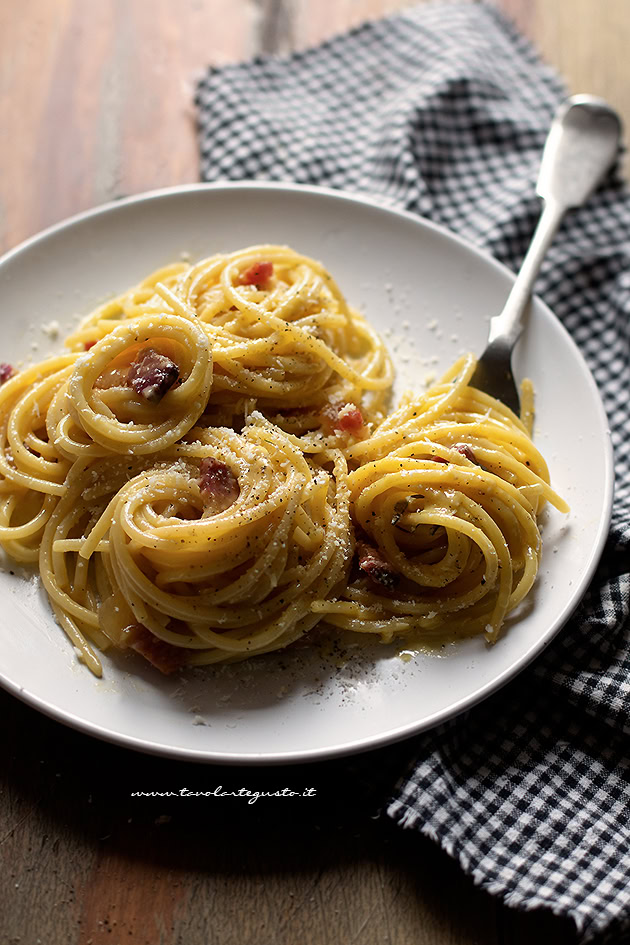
[127,347,179,403]
[199,457,240,513]
[455,443,477,463]
[129,624,187,675]
[84,340,97,351]
[432,445,476,464]
[356,540,400,590]
[239,260,274,286]
[336,403,364,434]
[0,363,14,384]
[321,401,364,435]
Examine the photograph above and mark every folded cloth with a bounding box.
[195,2,630,940]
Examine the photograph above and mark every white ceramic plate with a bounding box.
[0,183,613,764]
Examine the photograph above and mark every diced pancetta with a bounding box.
[199,457,240,513]
[455,443,477,463]
[127,347,179,403]
[239,260,274,286]
[356,540,400,589]
[321,401,364,435]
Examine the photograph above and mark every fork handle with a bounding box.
[487,198,566,348]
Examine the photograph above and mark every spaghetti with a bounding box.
[315,355,568,643]
[0,246,567,676]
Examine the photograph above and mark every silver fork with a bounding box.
[469,94,622,414]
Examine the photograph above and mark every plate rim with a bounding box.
[0,181,615,764]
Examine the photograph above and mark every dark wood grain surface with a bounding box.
[1,2,629,943]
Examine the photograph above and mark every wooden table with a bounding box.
[1,2,628,943]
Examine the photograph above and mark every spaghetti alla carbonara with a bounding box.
[0,245,567,676]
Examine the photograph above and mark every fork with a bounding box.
[469,94,622,415]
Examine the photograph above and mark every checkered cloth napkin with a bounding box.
[195,2,630,940]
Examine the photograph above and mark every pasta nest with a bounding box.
[37,415,351,670]
[315,355,567,643]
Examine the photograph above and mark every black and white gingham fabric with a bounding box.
[196,2,630,940]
